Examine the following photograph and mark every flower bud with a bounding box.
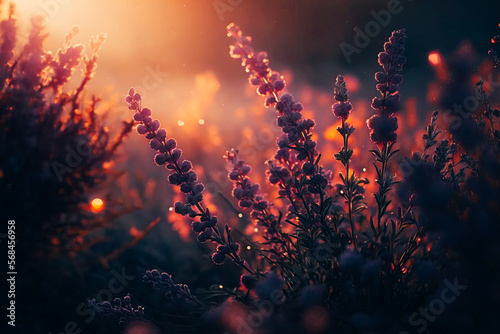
[181,160,192,173]
[212,251,226,265]
[229,170,239,180]
[171,149,182,161]
[274,80,285,92]
[154,154,168,165]
[192,221,204,233]
[133,113,144,122]
[156,129,167,141]
[141,107,152,116]
[165,138,177,151]
[150,138,162,150]
[136,124,147,134]
[150,119,160,131]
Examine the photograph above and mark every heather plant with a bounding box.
[0,7,139,333]
[0,10,134,255]
[91,23,500,334]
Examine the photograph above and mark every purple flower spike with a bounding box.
[126,90,252,275]
[227,23,285,107]
[225,149,284,252]
[332,75,353,119]
[367,29,406,145]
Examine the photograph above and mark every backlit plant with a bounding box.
[90,23,500,334]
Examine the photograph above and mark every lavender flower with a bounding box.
[226,149,286,252]
[332,74,367,247]
[227,23,285,107]
[366,30,406,230]
[275,93,318,162]
[126,90,253,273]
[367,29,406,145]
[90,295,145,326]
[143,269,206,308]
[227,23,317,164]
[126,89,204,210]
[332,75,353,119]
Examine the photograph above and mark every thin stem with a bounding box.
[377,142,389,229]
[342,117,356,248]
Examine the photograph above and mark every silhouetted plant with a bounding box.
[0,10,134,255]
[92,23,500,334]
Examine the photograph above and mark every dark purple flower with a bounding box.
[366,115,398,144]
[367,29,406,145]
[227,23,285,107]
[332,75,353,119]
[142,270,204,306]
[126,90,250,274]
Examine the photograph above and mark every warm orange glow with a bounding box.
[427,82,440,103]
[90,198,104,213]
[324,124,338,141]
[102,161,113,169]
[428,51,441,66]
[129,226,140,237]
[343,74,360,93]
[405,97,418,129]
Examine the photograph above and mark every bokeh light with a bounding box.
[90,198,104,213]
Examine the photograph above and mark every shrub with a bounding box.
[0,9,134,255]
[90,23,500,334]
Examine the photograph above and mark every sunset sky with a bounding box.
[9,0,499,131]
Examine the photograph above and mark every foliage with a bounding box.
[89,23,500,334]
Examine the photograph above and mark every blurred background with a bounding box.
[4,0,500,333]
[13,0,500,108]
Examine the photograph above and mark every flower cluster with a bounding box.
[90,295,144,326]
[367,29,406,145]
[126,91,252,272]
[227,23,317,164]
[143,269,205,306]
[126,88,203,215]
[1,14,134,257]
[331,74,368,247]
[228,24,333,259]
[226,149,282,243]
[227,23,285,107]
[91,22,500,334]
[332,75,353,119]
[275,93,318,162]
[49,26,85,90]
